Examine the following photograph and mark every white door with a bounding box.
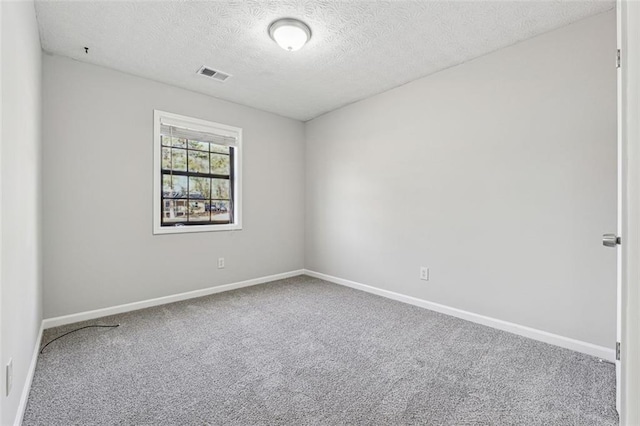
[616,1,640,422]
[613,1,622,413]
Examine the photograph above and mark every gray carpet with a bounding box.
[24,275,617,425]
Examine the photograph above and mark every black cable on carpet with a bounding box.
[40,325,120,354]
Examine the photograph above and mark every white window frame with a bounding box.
[153,110,243,235]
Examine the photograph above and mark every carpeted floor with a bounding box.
[24,275,618,425]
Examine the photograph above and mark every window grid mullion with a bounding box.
[160,133,233,227]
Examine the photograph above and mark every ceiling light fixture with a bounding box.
[268,18,311,52]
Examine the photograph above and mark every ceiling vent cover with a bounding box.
[197,66,231,82]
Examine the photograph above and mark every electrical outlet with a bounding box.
[420,267,429,281]
[218,257,225,269]
[6,358,13,396]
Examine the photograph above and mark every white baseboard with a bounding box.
[14,322,44,426]
[304,269,616,362]
[43,270,305,329]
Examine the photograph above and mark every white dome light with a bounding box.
[269,18,311,52]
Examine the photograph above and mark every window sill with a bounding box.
[153,223,242,235]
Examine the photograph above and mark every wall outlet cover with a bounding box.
[420,267,429,281]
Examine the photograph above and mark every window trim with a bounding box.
[153,110,243,235]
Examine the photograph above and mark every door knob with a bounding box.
[603,233,621,247]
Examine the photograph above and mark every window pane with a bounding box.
[210,144,230,154]
[189,176,210,200]
[187,140,209,152]
[172,137,186,148]
[188,200,210,222]
[163,175,188,198]
[210,153,230,175]
[188,150,209,173]
[163,148,187,171]
[169,149,187,171]
[162,199,187,224]
[162,148,173,170]
[162,136,187,148]
[210,201,231,222]
[162,175,172,195]
[212,179,230,200]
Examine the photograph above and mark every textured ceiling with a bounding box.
[35,1,613,121]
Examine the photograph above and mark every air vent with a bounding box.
[197,66,231,82]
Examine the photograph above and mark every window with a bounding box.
[153,110,242,234]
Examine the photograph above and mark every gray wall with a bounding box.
[43,11,617,350]
[305,11,617,348]
[1,1,43,424]
[42,55,305,318]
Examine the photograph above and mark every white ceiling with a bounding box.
[35,1,613,121]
